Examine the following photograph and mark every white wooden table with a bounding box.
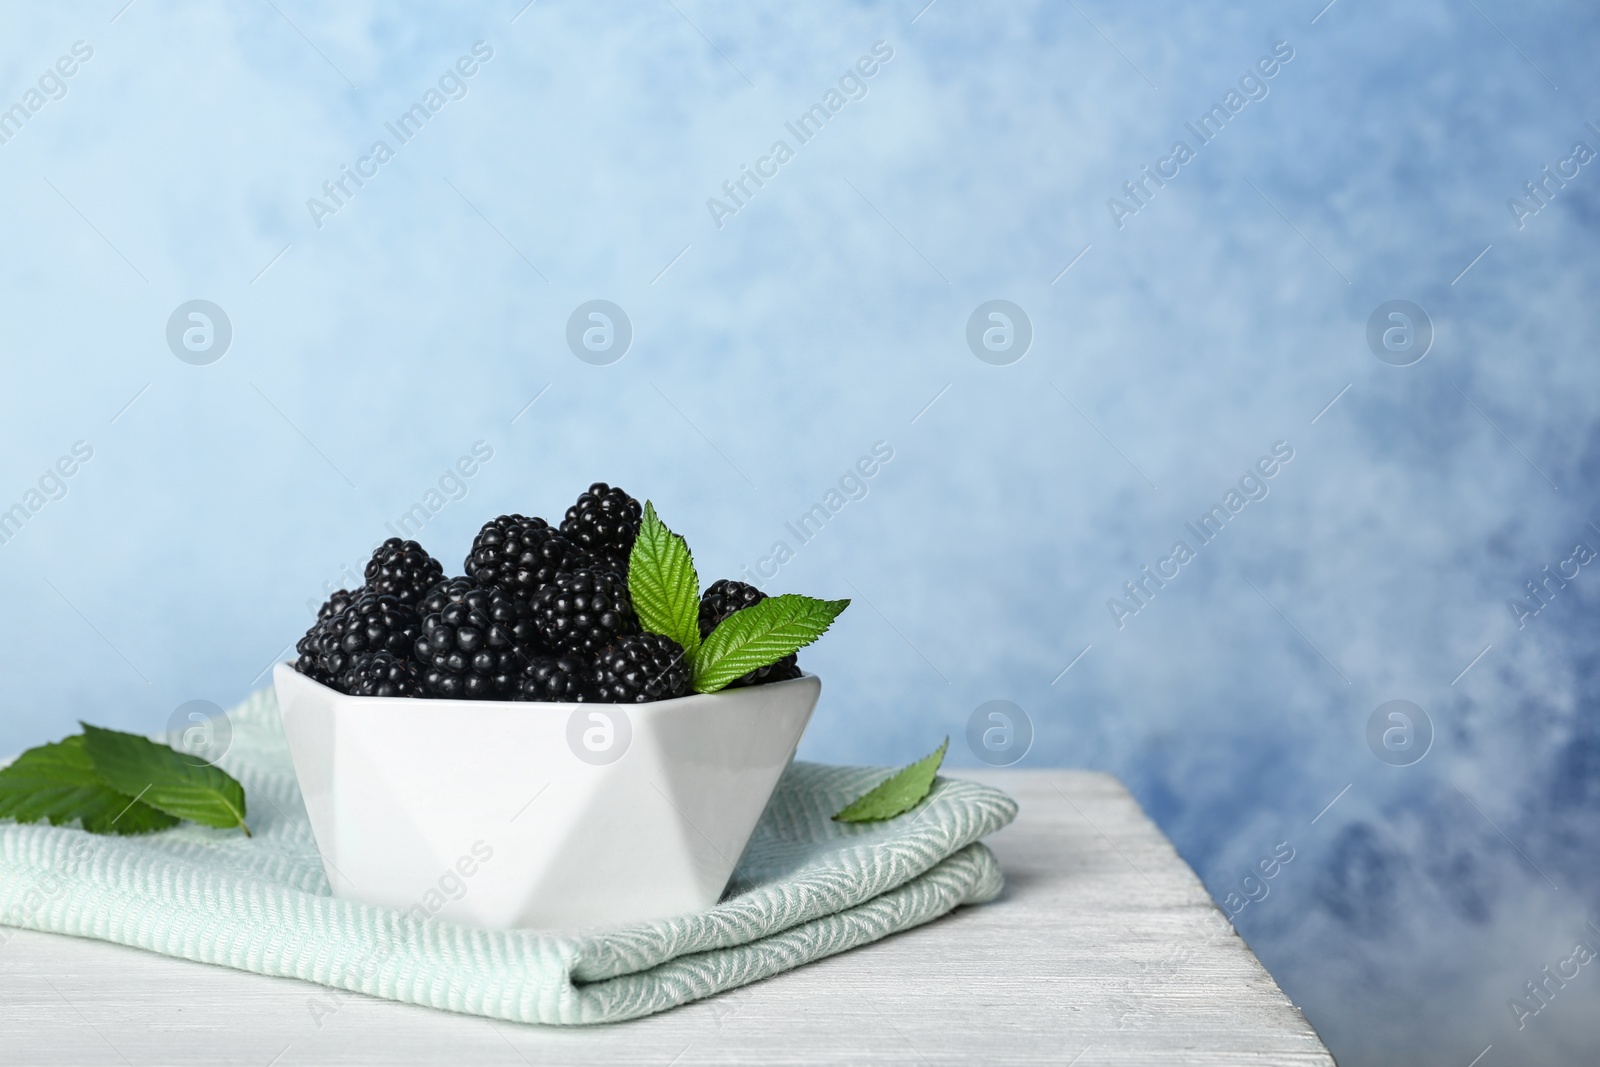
[0,771,1333,1065]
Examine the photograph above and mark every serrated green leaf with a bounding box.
[692,594,849,693]
[0,735,180,835]
[832,738,948,822]
[81,724,250,836]
[627,501,702,659]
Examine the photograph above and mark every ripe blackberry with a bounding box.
[697,579,764,636]
[297,591,420,685]
[413,578,541,699]
[318,588,359,621]
[464,515,588,602]
[697,579,800,687]
[339,651,425,697]
[561,483,642,569]
[294,588,359,684]
[594,634,691,703]
[365,538,444,606]
[512,653,594,703]
[732,655,801,687]
[531,568,639,655]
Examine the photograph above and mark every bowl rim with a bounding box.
[272,661,818,712]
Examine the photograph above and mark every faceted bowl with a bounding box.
[272,663,819,931]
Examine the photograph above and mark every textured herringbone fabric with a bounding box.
[0,687,1016,1024]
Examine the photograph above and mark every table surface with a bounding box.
[0,769,1334,1066]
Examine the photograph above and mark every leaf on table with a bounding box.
[80,723,249,835]
[693,594,849,693]
[833,738,949,823]
[627,501,703,660]
[0,735,179,835]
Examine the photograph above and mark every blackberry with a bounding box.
[561,483,642,570]
[594,633,691,703]
[732,655,802,687]
[513,653,594,703]
[464,515,588,602]
[413,578,542,699]
[697,578,764,636]
[318,588,359,621]
[697,579,800,687]
[531,568,639,655]
[297,591,420,686]
[365,538,444,606]
[294,588,359,684]
[339,651,425,697]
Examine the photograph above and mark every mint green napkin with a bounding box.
[0,687,1016,1024]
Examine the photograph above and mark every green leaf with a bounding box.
[0,735,179,835]
[692,594,849,693]
[627,501,702,659]
[832,738,948,822]
[81,724,250,836]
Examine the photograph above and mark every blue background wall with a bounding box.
[2,2,1598,1062]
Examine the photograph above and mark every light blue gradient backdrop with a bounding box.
[2,3,1598,1063]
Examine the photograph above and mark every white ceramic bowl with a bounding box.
[272,663,819,932]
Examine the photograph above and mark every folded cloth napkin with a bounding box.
[0,687,1017,1024]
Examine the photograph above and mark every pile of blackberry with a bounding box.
[291,484,800,703]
